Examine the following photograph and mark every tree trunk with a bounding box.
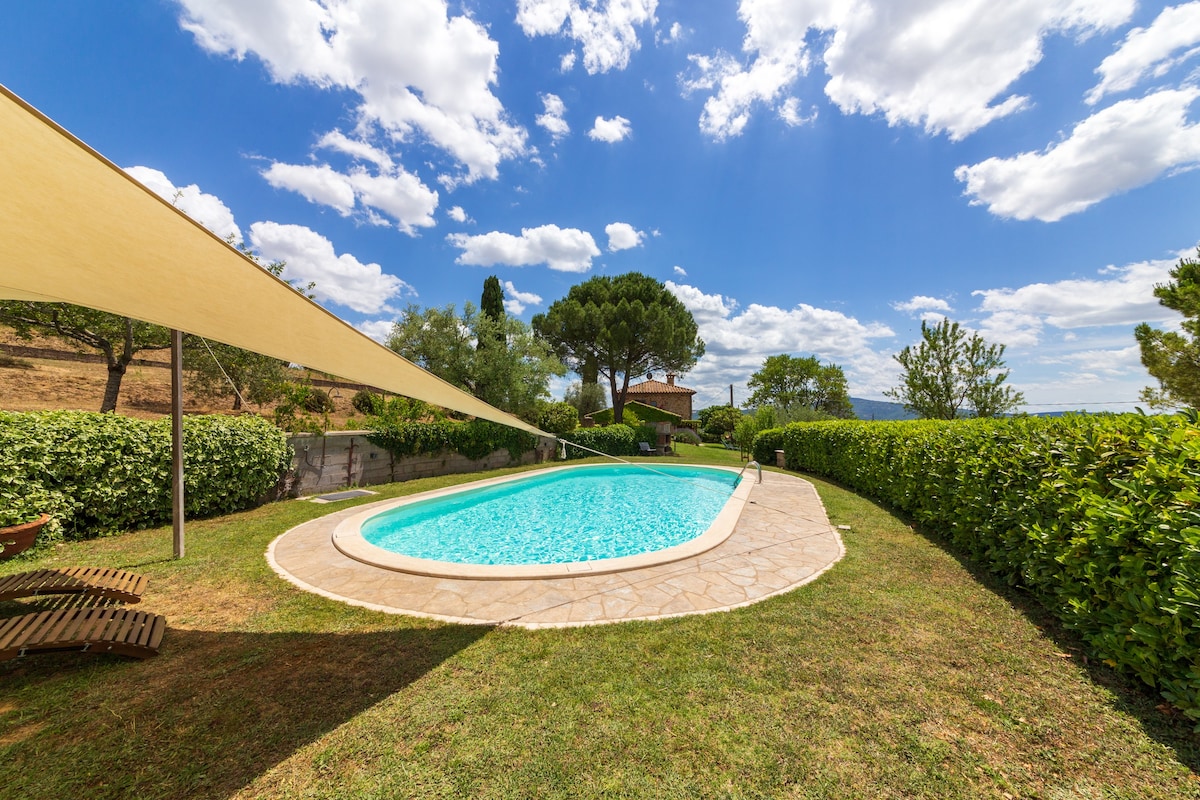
[609,371,623,424]
[100,362,126,413]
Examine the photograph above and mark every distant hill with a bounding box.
[850,397,919,421]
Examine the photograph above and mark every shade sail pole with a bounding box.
[171,329,184,559]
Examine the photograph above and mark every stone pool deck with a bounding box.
[267,469,844,629]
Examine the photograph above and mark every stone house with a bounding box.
[624,373,696,420]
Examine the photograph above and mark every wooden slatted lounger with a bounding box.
[0,567,148,604]
[0,607,166,661]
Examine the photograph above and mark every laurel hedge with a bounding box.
[755,414,1200,724]
[0,410,290,541]
[365,418,538,462]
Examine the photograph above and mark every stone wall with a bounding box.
[286,430,556,496]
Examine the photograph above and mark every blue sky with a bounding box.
[3,1,1200,413]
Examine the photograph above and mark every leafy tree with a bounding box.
[0,303,172,413]
[563,380,608,421]
[745,354,855,419]
[478,275,506,350]
[387,302,565,424]
[533,272,705,423]
[886,318,1024,419]
[183,336,288,411]
[698,404,743,443]
[1135,247,1200,408]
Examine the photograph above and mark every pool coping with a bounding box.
[266,468,846,629]
[330,463,754,580]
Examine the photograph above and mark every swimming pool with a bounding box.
[331,463,755,579]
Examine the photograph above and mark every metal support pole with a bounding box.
[171,329,185,559]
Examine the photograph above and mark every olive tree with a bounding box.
[886,318,1024,419]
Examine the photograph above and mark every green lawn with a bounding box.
[0,451,1196,799]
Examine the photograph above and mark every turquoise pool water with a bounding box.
[360,464,740,566]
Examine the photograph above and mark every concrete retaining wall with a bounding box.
[285,430,556,496]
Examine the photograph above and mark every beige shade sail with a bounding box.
[0,84,550,439]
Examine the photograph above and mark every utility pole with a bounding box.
[729,384,734,407]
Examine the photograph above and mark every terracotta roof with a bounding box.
[625,378,696,395]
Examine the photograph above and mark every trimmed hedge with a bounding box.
[365,419,537,462]
[589,401,682,426]
[559,424,641,459]
[756,414,1200,724]
[0,411,290,541]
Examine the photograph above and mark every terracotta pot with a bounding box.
[0,513,50,559]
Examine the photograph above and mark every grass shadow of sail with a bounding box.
[0,623,491,800]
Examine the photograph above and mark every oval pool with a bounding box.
[331,463,754,579]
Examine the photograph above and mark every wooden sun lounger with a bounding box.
[0,567,147,605]
[0,607,165,661]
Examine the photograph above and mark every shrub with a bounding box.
[672,427,701,445]
[588,401,681,426]
[351,389,383,416]
[559,424,639,459]
[365,418,537,462]
[303,387,335,413]
[763,414,1200,725]
[538,401,579,437]
[0,411,289,542]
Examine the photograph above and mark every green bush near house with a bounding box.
[0,410,290,541]
[587,401,682,426]
[754,414,1200,724]
[558,423,641,458]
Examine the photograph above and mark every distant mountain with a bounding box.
[850,397,919,421]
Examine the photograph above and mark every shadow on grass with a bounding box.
[800,470,1200,770]
[0,622,491,800]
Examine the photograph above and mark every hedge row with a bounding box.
[0,411,290,541]
[559,424,646,459]
[365,419,538,462]
[755,415,1200,724]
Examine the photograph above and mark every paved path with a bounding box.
[267,469,844,629]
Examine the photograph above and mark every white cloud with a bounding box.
[683,0,1133,140]
[605,222,644,251]
[666,281,897,405]
[1087,2,1200,104]
[447,205,471,223]
[657,21,684,44]
[447,224,601,272]
[249,221,413,314]
[262,155,439,234]
[971,255,1180,348]
[177,0,527,184]
[560,51,578,72]
[355,319,396,343]
[516,0,658,74]
[316,130,394,172]
[892,295,953,314]
[124,166,242,241]
[536,93,570,142]
[589,115,632,142]
[502,280,543,314]
[673,265,687,277]
[777,97,816,127]
[956,88,1200,221]
[262,162,358,215]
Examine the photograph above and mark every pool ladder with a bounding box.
[739,460,762,484]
